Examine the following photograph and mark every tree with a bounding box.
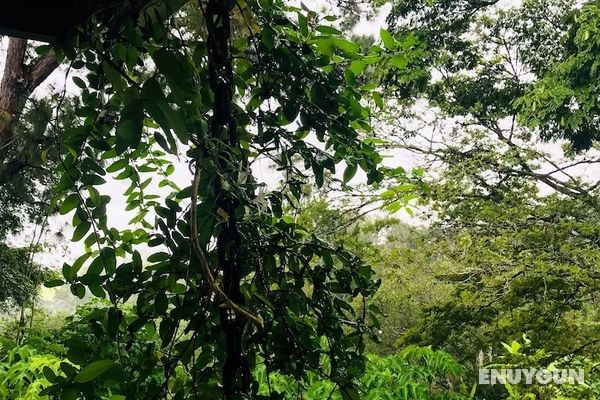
[294,200,457,356]
[517,1,600,151]
[0,38,68,327]
[0,244,49,308]
[0,38,58,180]
[372,0,600,383]
[380,0,597,200]
[34,0,418,398]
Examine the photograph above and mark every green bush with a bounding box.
[1,300,474,399]
[489,337,600,400]
[0,345,62,400]
[256,345,473,399]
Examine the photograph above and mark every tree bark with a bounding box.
[0,38,27,146]
[204,0,251,396]
[0,37,59,149]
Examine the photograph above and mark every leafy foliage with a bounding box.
[373,0,600,369]
[0,91,74,236]
[256,345,471,399]
[517,1,600,150]
[31,0,423,397]
[2,0,600,398]
[1,302,473,400]
[0,345,62,400]
[0,244,51,308]
[489,337,600,399]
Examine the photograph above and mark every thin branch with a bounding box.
[189,160,263,327]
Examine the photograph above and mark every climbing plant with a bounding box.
[41,0,416,398]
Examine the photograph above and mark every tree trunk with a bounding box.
[0,37,59,178]
[0,38,27,146]
[204,0,251,397]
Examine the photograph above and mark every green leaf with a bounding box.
[316,25,342,35]
[348,60,366,77]
[60,194,79,215]
[314,37,335,56]
[152,48,194,96]
[333,38,359,53]
[390,54,407,69]
[115,102,144,154]
[283,101,300,123]
[88,187,101,205]
[42,366,56,382]
[107,307,122,338]
[157,101,188,143]
[159,318,175,347]
[470,384,477,398]
[142,76,166,100]
[402,32,418,49]
[144,79,187,145]
[68,253,91,281]
[153,131,172,153]
[89,284,106,298]
[310,84,334,113]
[81,174,106,186]
[148,252,170,262]
[87,256,104,276]
[155,293,169,314]
[72,60,85,70]
[106,159,127,173]
[72,76,86,89]
[373,92,384,109]
[100,247,117,274]
[172,282,186,294]
[87,247,116,276]
[126,45,138,69]
[313,162,324,187]
[70,283,86,299]
[386,201,403,213]
[298,13,308,37]
[44,279,64,288]
[60,361,77,378]
[343,164,358,183]
[114,42,127,61]
[102,62,125,91]
[74,359,115,383]
[84,232,97,248]
[261,26,275,50]
[195,207,215,248]
[72,220,91,242]
[380,28,396,50]
[35,44,51,55]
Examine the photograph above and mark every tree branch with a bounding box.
[0,38,59,151]
[189,161,263,327]
[25,52,59,94]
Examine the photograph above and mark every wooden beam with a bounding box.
[0,2,82,42]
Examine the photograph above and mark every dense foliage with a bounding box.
[0,303,470,400]
[1,0,600,399]
[28,0,422,398]
[377,0,600,355]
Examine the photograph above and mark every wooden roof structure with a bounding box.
[0,1,186,43]
[0,1,91,42]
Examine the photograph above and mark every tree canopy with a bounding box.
[1,0,600,399]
